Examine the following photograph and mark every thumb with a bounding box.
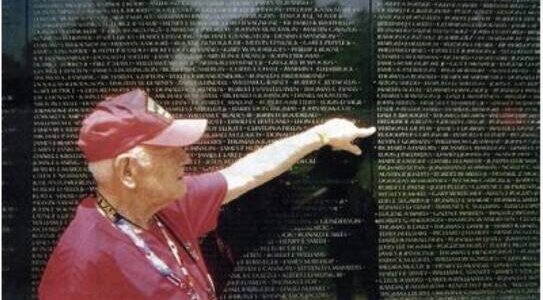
[340,144,362,155]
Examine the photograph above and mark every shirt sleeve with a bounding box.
[168,172,228,238]
[39,243,101,300]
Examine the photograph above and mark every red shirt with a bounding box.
[39,172,227,300]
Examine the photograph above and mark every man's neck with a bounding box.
[96,188,159,230]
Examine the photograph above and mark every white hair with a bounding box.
[88,158,114,184]
[87,146,151,184]
[125,146,151,166]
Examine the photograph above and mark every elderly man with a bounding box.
[39,89,376,300]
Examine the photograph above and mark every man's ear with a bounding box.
[114,154,137,189]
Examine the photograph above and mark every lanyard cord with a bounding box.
[155,215,217,296]
[95,192,216,299]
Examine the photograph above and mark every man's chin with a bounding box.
[174,179,187,199]
[158,189,187,210]
[174,190,187,200]
[153,180,187,203]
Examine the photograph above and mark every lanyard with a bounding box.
[155,215,217,296]
[96,193,216,299]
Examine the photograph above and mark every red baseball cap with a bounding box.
[78,89,207,162]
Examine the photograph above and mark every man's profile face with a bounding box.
[135,145,191,204]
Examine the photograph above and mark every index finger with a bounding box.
[357,126,376,138]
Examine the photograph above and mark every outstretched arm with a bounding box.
[219,118,376,204]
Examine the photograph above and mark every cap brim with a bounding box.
[142,119,207,147]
